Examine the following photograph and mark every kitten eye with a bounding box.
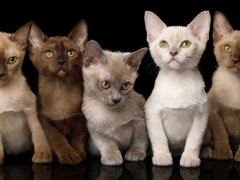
[7,56,18,64]
[67,49,77,58]
[224,44,232,53]
[122,82,131,90]
[100,81,110,89]
[44,50,54,58]
[159,40,169,48]
[180,40,191,48]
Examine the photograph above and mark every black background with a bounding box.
[1,0,240,179]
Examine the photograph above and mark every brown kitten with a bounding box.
[0,23,52,164]
[205,11,240,161]
[28,21,88,165]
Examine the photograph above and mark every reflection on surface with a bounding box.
[0,155,240,179]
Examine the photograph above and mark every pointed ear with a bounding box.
[69,20,88,52]
[28,21,47,54]
[213,11,233,44]
[125,48,147,71]
[11,22,31,50]
[83,40,106,67]
[144,11,167,43]
[187,11,211,43]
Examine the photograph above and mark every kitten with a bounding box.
[28,21,88,165]
[82,40,148,166]
[0,23,52,164]
[205,11,240,161]
[144,11,210,167]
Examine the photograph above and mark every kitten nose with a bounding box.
[57,59,65,66]
[233,57,240,63]
[112,97,121,104]
[170,51,178,57]
[0,72,5,78]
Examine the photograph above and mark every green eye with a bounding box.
[159,40,169,48]
[180,40,191,48]
[100,81,110,89]
[67,49,77,58]
[224,44,232,53]
[44,50,54,58]
[7,56,18,64]
[122,82,131,90]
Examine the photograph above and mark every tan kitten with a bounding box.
[82,40,148,166]
[28,21,88,165]
[206,11,240,161]
[0,23,52,164]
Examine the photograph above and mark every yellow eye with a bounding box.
[44,50,54,58]
[7,56,18,64]
[67,49,77,57]
[159,40,169,48]
[100,81,110,89]
[181,40,191,48]
[224,44,232,53]
[122,82,131,90]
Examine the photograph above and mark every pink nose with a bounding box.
[170,51,178,56]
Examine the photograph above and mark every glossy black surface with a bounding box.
[1,154,240,180]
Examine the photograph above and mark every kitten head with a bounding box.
[213,11,240,73]
[0,23,30,86]
[83,40,147,107]
[144,11,210,70]
[28,21,87,78]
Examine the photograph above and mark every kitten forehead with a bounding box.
[0,32,21,57]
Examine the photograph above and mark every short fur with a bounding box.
[204,12,240,161]
[28,21,88,165]
[82,40,148,166]
[0,23,52,164]
[144,11,210,167]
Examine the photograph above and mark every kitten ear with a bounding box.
[28,22,47,54]
[69,20,88,52]
[125,48,147,71]
[144,11,167,43]
[187,11,211,43]
[83,40,106,67]
[11,22,31,50]
[213,11,233,44]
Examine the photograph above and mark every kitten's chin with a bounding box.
[56,69,67,77]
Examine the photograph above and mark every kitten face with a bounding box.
[213,12,240,73]
[0,23,30,86]
[83,40,147,107]
[28,21,87,78]
[144,11,210,70]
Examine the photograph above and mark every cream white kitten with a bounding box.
[82,40,148,166]
[144,11,210,167]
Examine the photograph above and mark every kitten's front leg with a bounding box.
[70,116,88,161]
[124,120,148,161]
[40,117,82,165]
[0,135,4,165]
[146,109,172,166]
[89,129,123,166]
[24,108,52,163]
[180,107,208,167]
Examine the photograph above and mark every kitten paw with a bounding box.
[32,149,52,164]
[200,146,213,159]
[152,152,173,166]
[212,149,233,160]
[124,148,146,161]
[234,150,240,161]
[180,152,200,167]
[101,153,123,166]
[58,149,82,165]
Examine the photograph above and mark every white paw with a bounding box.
[180,152,200,167]
[101,153,123,166]
[152,152,173,166]
[124,149,146,161]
